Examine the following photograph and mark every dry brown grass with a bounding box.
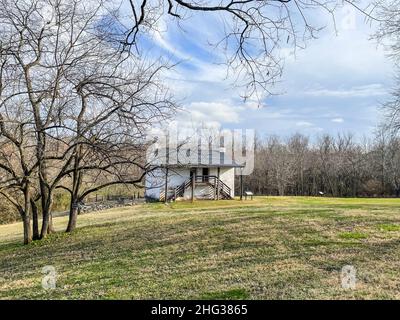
[1,196,400,299]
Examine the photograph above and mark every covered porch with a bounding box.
[159,165,243,202]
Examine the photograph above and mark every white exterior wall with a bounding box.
[145,166,236,200]
[145,168,164,199]
[145,168,190,200]
[219,167,235,198]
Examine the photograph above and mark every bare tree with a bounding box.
[373,0,400,133]
[119,0,356,100]
[0,0,175,242]
[0,114,36,243]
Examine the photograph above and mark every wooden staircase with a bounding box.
[160,175,232,202]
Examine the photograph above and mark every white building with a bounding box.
[145,147,244,201]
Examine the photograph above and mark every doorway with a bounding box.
[202,168,209,182]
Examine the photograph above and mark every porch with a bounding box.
[160,175,233,202]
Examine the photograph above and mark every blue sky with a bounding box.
[137,2,395,139]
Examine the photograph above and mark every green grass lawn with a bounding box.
[1,196,400,299]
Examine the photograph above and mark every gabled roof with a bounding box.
[147,147,244,168]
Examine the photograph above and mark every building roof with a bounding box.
[147,147,244,168]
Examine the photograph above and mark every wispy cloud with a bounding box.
[144,3,394,137]
[304,84,388,98]
[296,121,314,127]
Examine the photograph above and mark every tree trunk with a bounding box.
[66,151,82,232]
[39,186,50,238]
[66,202,79,232]
[37,129,53,238]
[31,199,40,240]
[22,184,32,244]
[21,211,32,245]
[66,191,80,233]
[40,193,54,238]
[40,210,49,239]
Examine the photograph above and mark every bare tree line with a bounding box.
[241,130,400,197]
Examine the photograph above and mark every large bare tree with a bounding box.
[0,0,175,243]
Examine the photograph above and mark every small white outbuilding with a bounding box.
[145,147,244,202]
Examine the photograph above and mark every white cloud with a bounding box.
[146,2,394,137]
[304,84,388,98]
[296,121,314,127]
[178,101,241,124]
[281,11,394,97]
[331,118,344,123]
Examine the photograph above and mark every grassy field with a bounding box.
[1,196,400,299]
